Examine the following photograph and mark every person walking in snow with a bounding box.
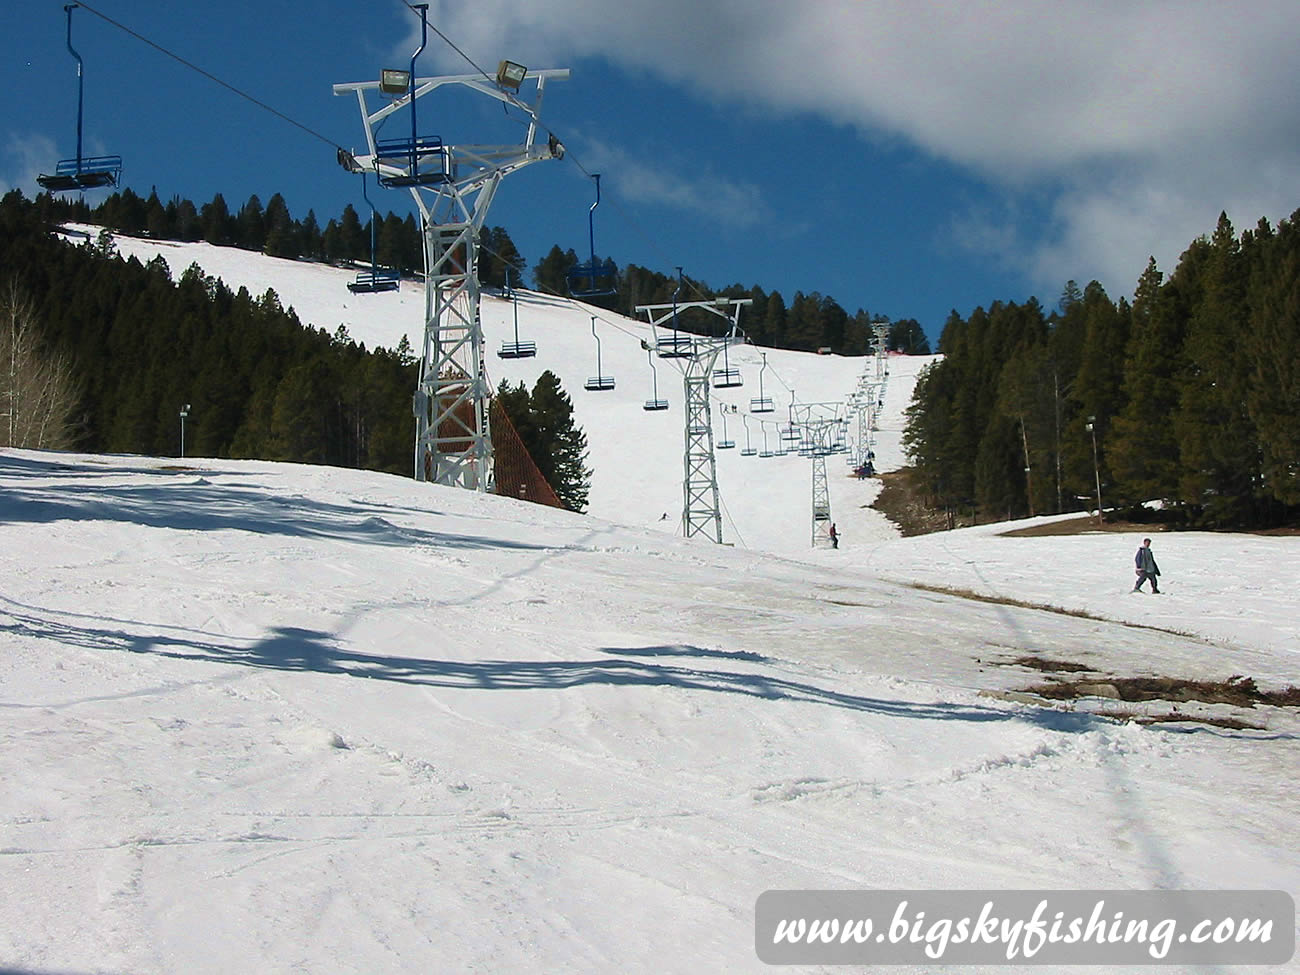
[829,523,839,549]
[1132,537,1160,593]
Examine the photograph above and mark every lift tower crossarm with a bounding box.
[633,297,752,335]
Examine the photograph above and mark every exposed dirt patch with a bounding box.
[998,517,1165,537]
[1103,710,1266,731]
[990,656,1296,731]
[871,468,978,536]
[1026,675,1300,709]
[909,582,1192,632]
[1000,655,1094,674]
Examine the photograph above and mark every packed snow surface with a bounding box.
[2,231,1296,973]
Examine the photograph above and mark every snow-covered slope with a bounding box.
[67,226,925,557]
[4,231,1296,974]
[1,451,1297,974]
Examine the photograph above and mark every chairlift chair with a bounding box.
[643,348,668,411]
[348,174,401,293]
[749,352,775,411]
[711,337,743,387]
[654,267,694,357]
[739,415,757,456]
[655,333,693,358]
[568,174,618,299]
[38,4,123,193]
[717,405,735,449]
[497,268,537,358]
[584,317,616,391]
[712,366,742,387]
[371,7,452,189]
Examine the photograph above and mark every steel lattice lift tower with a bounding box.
[792,402,847,547]
[635,296,751,543]
[335,8,567,489]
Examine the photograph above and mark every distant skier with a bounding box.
[1132,537,1161,593]
[829,523,839,549]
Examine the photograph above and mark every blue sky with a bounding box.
[5,1,1299,343]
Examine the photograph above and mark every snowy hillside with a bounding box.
[2,450,1297,974]
[3,230,1296,973]
[64,226,922,557]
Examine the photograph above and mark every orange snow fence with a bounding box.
[490,397,564,509]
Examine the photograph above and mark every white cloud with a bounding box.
[400,0,1300,300]
[3,132,59,195]
[577,138,772,229]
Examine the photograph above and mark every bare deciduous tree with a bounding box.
[1,278,80,450]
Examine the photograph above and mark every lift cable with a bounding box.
[72,0,347,154]
[71,0,743,318]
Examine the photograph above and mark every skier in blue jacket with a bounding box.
[1132,537,1161,593]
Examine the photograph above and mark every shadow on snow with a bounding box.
[2,602,1104,733]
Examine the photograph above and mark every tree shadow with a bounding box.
[0,472,548,553]
[4,602,1110,733]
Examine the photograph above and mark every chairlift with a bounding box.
[740,414,757,456]
[583,316,615,391]
[643,347,668,411]
[758,422,773,458]
[717,404,735,449]
[497,268,536,358]
[568,174,617,298]
[711,335,743,388]
[749,352,774,412]
[712,365,742,388]
[373,7,452,188]
[38,4,122,193]
[654,267,694,358]
[348,174,401,294]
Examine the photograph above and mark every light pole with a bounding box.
[1085,415,1102,523]
[179,403,190,458]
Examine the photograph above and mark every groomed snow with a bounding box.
[2,231,1295,974]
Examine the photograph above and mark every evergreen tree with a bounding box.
[1062,283,1128,510]
[1244,211,1300,507]
[336,204,367,263]
[145,189,171,239]
[236,194,267,251]
[496,370,590,511]
[761,290,787,348]
[479,225,526,290]
[263,193,299,259]
[1172,213,1260,524]
[1109,257,1186,504]
[376,213,407,271]
[200,193,233,244]
[172,196,201,241]
[888,318,930,354]
[533,245,578,296]
[300,209,323,262]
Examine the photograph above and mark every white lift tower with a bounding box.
[635,295,752,543]
[335,6,567,489]
[792,402,847,547]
